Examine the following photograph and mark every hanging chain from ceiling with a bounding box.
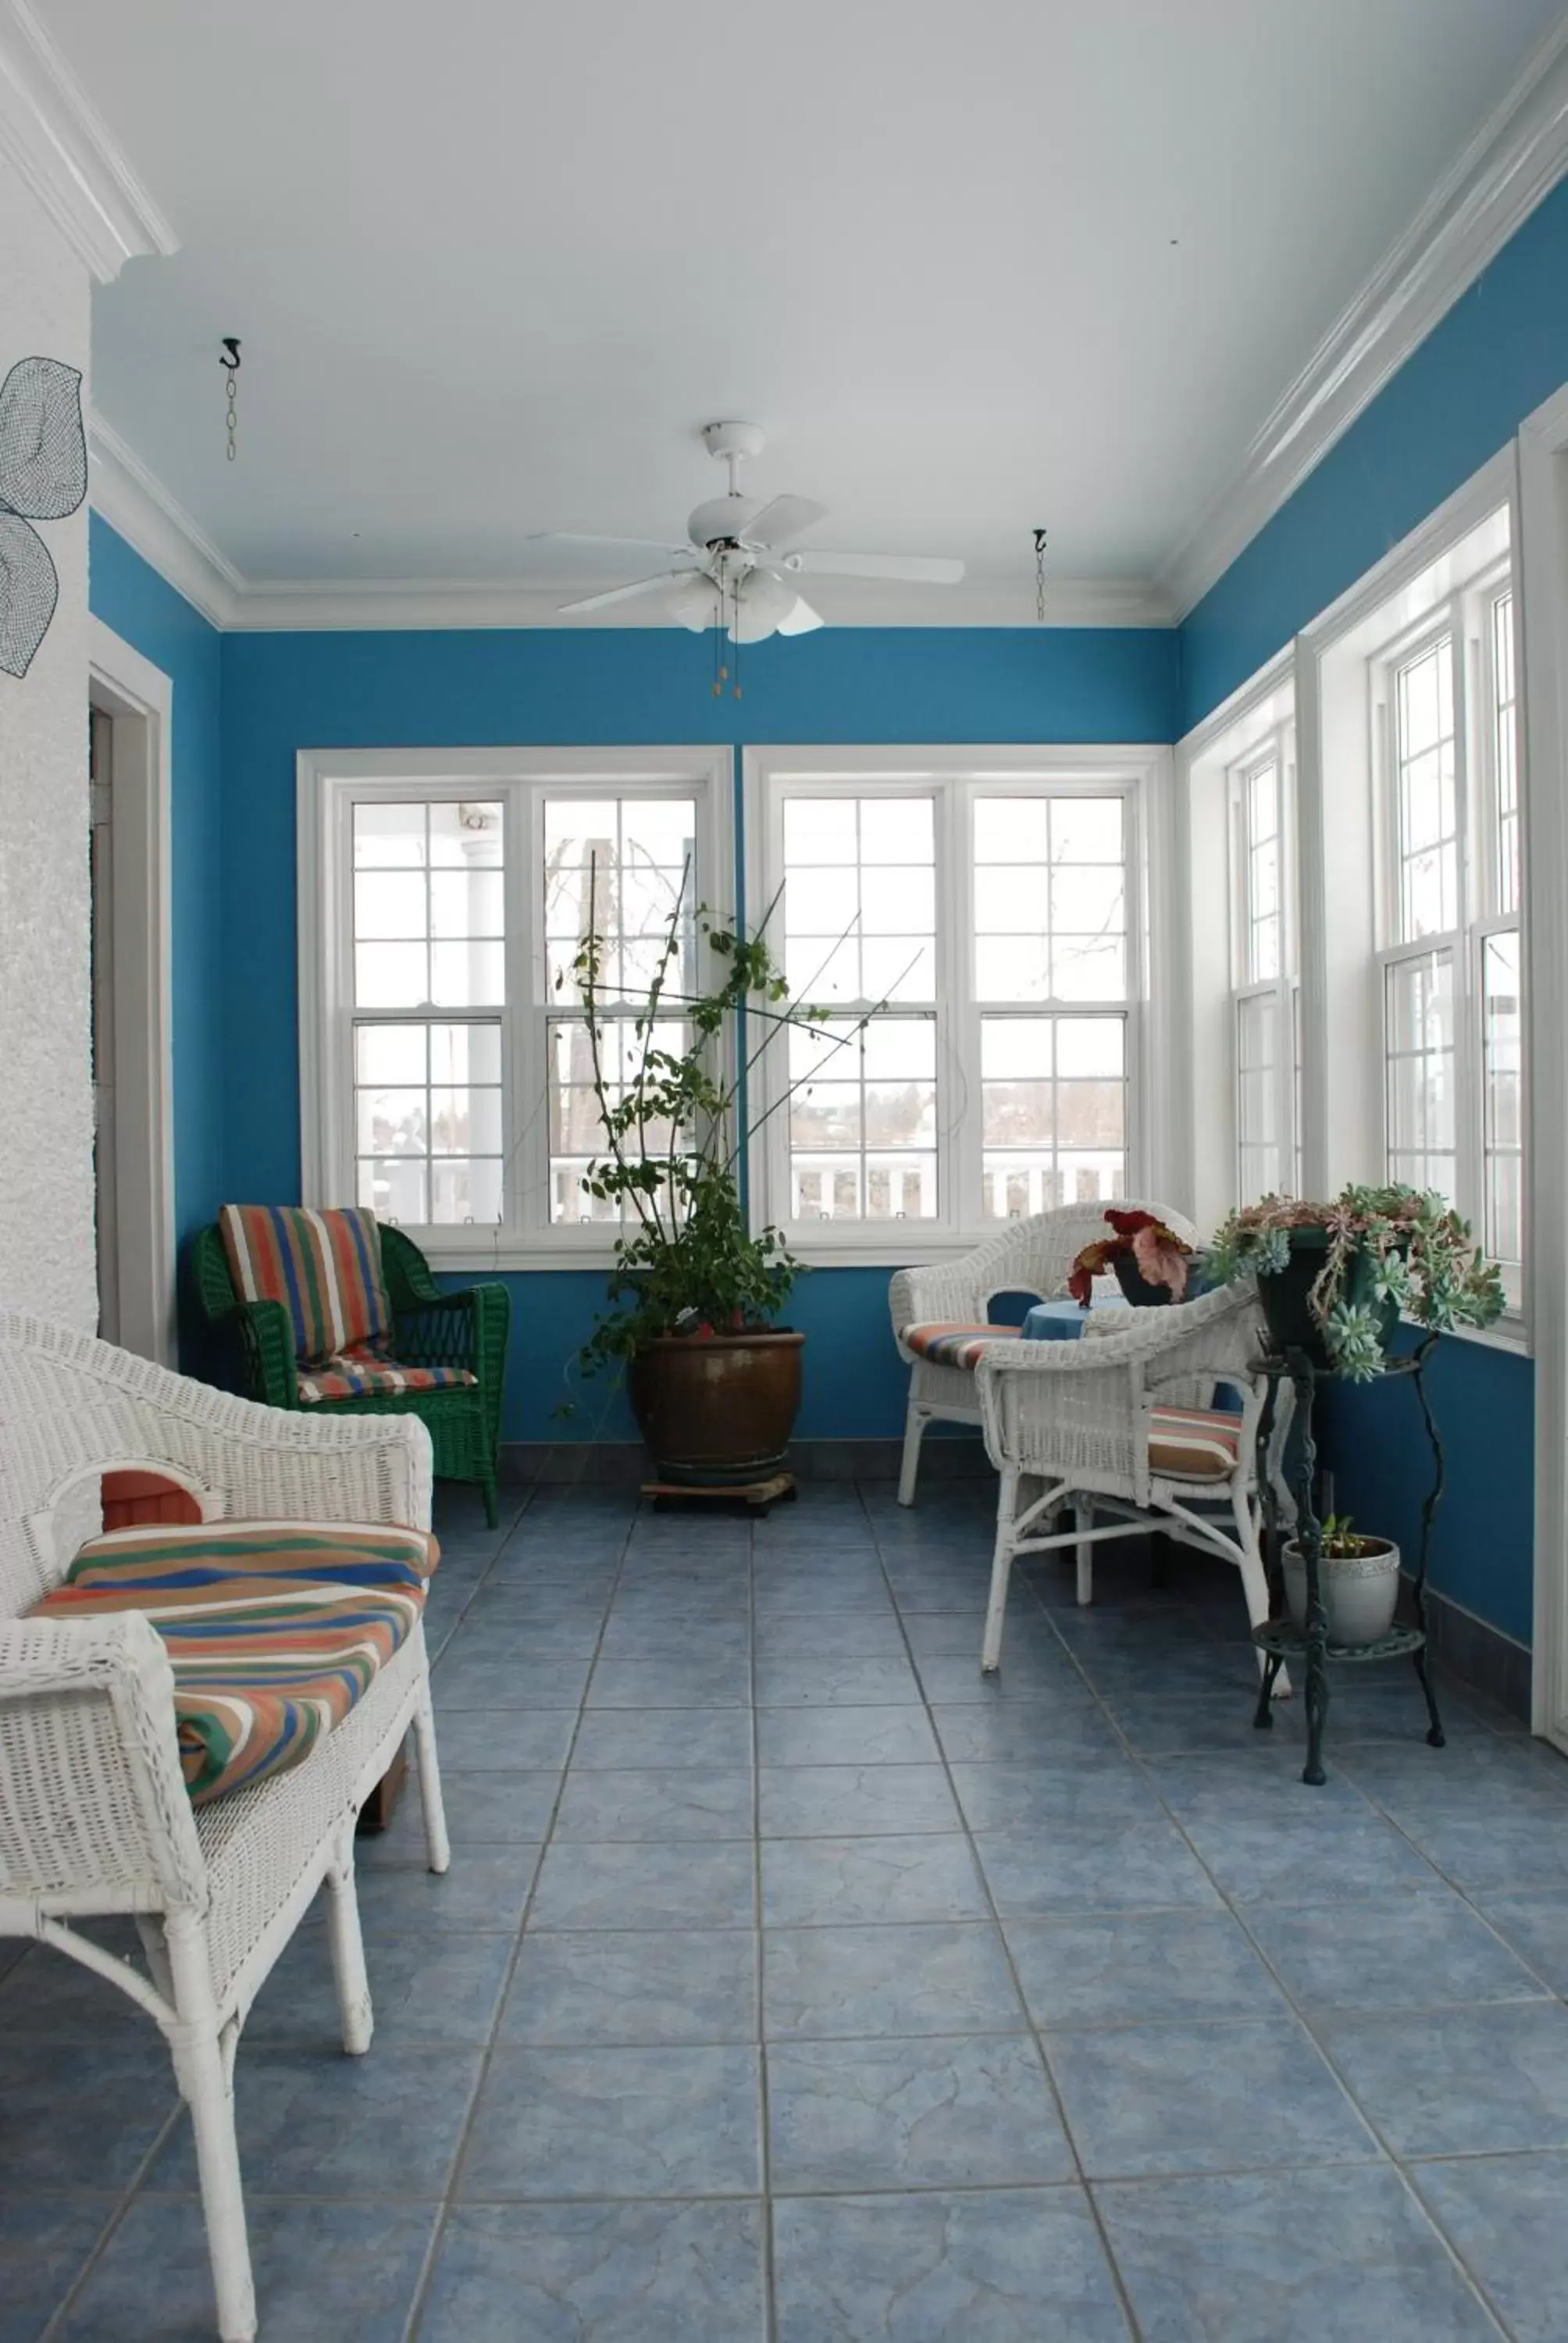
[1034,527,1048,623]
[219,338,241,462]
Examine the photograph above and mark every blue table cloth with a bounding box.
[1021,1296,1120,1340]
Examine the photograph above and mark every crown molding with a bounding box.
[0,0,176,282]
[87,412,241,626]
[84,450,1176,630]
[1160,12,1568,620]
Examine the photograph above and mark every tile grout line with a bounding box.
[1010,1538,1523,2341]
[750,1503,780,2343]
[397,1486,640,2343]
[854,1482,1151,2343]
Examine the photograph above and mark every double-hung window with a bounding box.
[1372,543,1523,1307]
[747,748,1153,1252]
[301,747,730,1264]
[1228,728,1298,1198]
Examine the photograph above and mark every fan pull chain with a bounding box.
[1033,527,1048,623]
[219,337,241,462]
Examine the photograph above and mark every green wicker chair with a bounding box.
[191,1218,510,1525]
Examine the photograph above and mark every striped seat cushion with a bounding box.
[32,1521,439,1805]
[219,1204,393,1366]
[904,1322,1024,1371]
[1149,1403,1244,1482]
[298,1350,478,1405]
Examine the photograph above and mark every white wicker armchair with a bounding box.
[971,1281,1280,1677]
[0,1313,451,2343]
[888,1200,1196,1503]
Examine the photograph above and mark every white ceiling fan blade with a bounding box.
[784,551,964,585]
[745,494,828,549]
[557,572,682,614]
[526,530,692,560]
[775,594,825,636]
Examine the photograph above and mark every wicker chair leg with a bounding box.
[323,1828,374,2055]
[412,1671,451,1874]
[164,1913,256,2343]
[981,1465,1020,1673]
[1075,1499,1095,1606]
[897,1395,928,1507]
[480,1470,500,1529]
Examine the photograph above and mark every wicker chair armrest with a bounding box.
[392,1280,508,1375]
[889,1261,985,1344]
[0,1312,434,1540]
[0,1612,207,1910]
[229,1295,298,1408]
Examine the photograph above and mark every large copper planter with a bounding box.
[628,1328,805,1485]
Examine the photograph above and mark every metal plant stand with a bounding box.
[1251,1336,1446,1785]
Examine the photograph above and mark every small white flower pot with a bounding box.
[1283,1535,1401,1648]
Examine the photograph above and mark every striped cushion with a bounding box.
[219,1204,392,1366]
[1149,1404,1244,1482]
[32,1521,438,1804]
[298,1350,478,1405]
[905,1322,1024,1371]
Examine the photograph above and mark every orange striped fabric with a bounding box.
[31,1521,438,1803]
[1148,1404,1244,1482]
[297,1350,476,1405]
[219,1204,392,1367]
[905,1323,1024,1371]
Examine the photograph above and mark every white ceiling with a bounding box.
[34,0,1568,621]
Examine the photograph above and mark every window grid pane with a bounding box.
[351,800,504,1011]
[973,795,1127,1006]
[1393,640,1458,943]
[787,1015,937,1223]
[543,795,697,1004]
[784,795,936,1011]
[1494,593,1520,919]
[1384,949,1456,1201]
[1482,930,1523,1309]
[547,1014,689,1225]
[353,1017,504,1227]
[1244,757,1281,985]
[979,1014,1126,1219]
[1236,992,1280,1200]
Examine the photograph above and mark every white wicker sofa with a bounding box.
[888,1200,1197,1504]
[0,1313,450,2343]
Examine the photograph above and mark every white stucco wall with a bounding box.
[0,146,94,1328]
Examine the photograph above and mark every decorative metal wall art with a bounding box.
[0,356,88,679]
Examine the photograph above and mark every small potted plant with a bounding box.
[1282,1514,1401,1647]
[1068,1208,1196,1308]
[1206,1185,1504,1378]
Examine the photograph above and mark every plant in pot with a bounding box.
[1280,1514,1402,1649]
[563,862,861,1486]
[1067,1208,1197,1308]
[1206,1184,1505,1379]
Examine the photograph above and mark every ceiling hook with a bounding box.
[219,337,241,372]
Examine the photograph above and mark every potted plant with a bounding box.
[1206,1185,1504,1378]
[564,864,858,1485]
[1282,1514,1402,1647]
[1068,1208,1197,1308]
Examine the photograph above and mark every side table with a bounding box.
[1251,1338,1446,1785]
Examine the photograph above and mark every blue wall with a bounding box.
[87,516,226,1262]
[219,622,1177,1443]
[1178,179,1568,1650]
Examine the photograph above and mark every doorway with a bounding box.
[87,619,176,1368]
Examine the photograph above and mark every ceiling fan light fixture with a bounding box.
[727,566,796,644]
[668,571,721,631]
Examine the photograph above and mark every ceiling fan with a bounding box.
[527,421,964,642]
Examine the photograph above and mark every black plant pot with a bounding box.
[1256,1229,1399,1368]
[1113,1253,1174,1307]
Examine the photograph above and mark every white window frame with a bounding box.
[1299,444,1524,1351]
[298,745,732,1271]
[1227,720,1298,1200]
[743,744,1167,1266]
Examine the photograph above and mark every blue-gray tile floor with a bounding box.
[6,1478,1568,2338]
